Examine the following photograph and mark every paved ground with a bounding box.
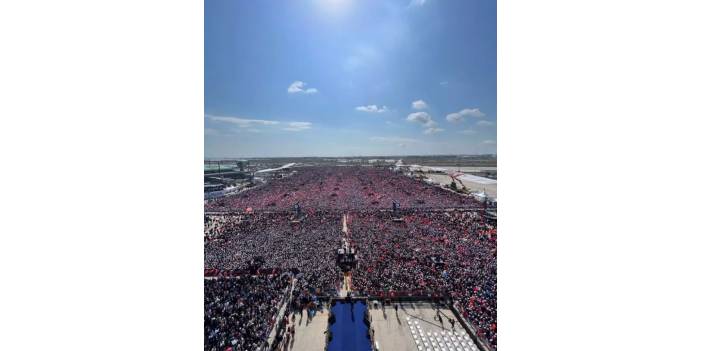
[339,275,351,296]
[427,174,497,199]
[289,308,328,351]
[416,166,497,173]
[339,214,350,297]
[342,214,348,234]
[369,302,477,351]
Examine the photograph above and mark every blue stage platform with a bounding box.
[327,301,372,351]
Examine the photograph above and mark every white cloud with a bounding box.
[459,129,476,135]
[355,105,388,113]
[446,107,486,123]
[287,81,318,94]
[460,108,485,118]
[411,99,428,110]
[406,111,434,126]
[206,114,280,127]
[476,120,494,127]
[407,112,444,134]
[283,122,312,131]
[206,114,312,132]
[440,81,449,86]
[446,113,463,123]
[423,127,444,135]
[483,140,496,145]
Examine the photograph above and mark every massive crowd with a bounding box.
[204,274,291,351]
[346,210,497,347]
[205,211,342,295]
[203,166,497,350]
[205,166,480,211]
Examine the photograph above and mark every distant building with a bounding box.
[204,183,225,193]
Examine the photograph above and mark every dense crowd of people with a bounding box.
[205,211,342,295]
[346,210,497,347]
[204,274,291,351]
[205,166,481,211]
[203,166,497,349]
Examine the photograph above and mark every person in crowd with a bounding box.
[204,274,290,351]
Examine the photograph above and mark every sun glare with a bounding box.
[318,0,352,16]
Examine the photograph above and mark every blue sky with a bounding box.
[205,0,495,158]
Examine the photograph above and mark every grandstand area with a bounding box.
[204,166,496,351]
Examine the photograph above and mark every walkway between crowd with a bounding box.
[339,214,352,296]
[266,278,297,348]
[342,214,348,235]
